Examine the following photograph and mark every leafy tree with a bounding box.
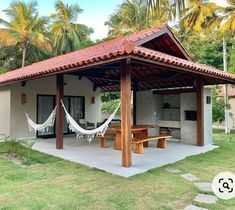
[0,46,22,73]
[212,87,225,123]
[49,0,93,55]
[101,92,120,114]
[229,41,235,73]
[105,0,170,38]
[101,92,120,102]
[75,40,95,50]
[0,1,51,67]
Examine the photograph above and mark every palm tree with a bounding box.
[49,0,93,55]
[105,0,169,38]
[218,0,235,133]
[180,0,220,33]
[220,0,235,36]
[147,0,185,23]
[0,1,51,68]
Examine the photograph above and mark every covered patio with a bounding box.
[0,24,235,169]
[33,136,217,177]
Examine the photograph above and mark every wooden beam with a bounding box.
[153,88,196,95]
[133,82,138,125]
[120,59,132,167]
[196,79,204,146]
[130,57,235,84]
[56,74,64,149]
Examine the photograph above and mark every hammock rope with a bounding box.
[25,101,120,143]
[25,107,57,133]
[61,100,120,142]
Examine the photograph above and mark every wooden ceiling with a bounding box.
[142,34,190,60]
[68,59,226,92]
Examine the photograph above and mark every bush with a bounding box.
[20,141,36,165]
[102,99,120,114]
[212,88,225,123]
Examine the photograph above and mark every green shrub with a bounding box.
[212,88,225,123]
[4,139,22,157]
[2,137,35,165]
[20,140,35,165]
[101,99,120,114]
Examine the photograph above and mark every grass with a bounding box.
[0,130,235,210]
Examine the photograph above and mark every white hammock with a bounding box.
[25,107,57,133]
[61,100,120,142]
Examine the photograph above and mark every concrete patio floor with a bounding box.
[32,136,218,177]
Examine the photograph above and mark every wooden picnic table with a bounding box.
[108,125,158,150]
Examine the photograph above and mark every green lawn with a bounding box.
[0,130,235,210]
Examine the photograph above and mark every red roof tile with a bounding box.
[132,46,235,81]
[0,24,234,86]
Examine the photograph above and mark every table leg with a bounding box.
[99,136,107,148]
[114,131,121,150]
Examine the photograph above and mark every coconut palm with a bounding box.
[105,0,169,38]
[220,0,235,36]
[147,0,185,23]
[49,0,93,55]
[180,0,220,33]
[0,1,51,68]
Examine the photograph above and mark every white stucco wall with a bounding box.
[204,88,212,145]
[0,88,11,138]
[9,75,101,139]
[228,97,235,128]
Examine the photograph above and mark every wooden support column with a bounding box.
[196,79,204,146]
[56,74,64,149]
[133,82,138,126]
[120,59,132,167]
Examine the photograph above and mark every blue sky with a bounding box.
[0,0,123,40]
[0,0,227,40]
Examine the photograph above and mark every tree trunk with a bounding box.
[175,0,180,24]
[21,46,26,68]
[223,37,230,134]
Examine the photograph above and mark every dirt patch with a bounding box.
[0,153,26,168]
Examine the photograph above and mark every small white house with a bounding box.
[0,24,234,168]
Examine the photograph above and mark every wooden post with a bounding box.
[120,59,132,167]
[133,82,137,126]
[196,79,204,146]
[56,74,64,149]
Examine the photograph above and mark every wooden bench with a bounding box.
[131,135,172,154]
[97,131,116,148]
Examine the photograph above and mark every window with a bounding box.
[37,95,85,138]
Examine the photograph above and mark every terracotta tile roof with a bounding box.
[132,46,235,81]
[0,24,234,86]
